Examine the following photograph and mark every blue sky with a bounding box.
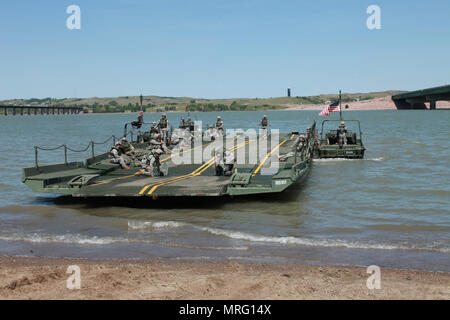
[1,0,449,99]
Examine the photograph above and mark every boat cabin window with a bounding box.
[325,130,357,145]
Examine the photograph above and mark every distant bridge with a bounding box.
[1,105,83,116]
[392,85,450,110]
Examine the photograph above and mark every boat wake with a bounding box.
[314,157,383,163]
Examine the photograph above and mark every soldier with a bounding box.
[179,117,186,129]
[109,143,129,169]
[215,116,224,134]
[203,125,216,141]
[260,115,270,135]
[278,135,306,162]
[149,133,170,153]
[139,130,151,143]
[214,147,224,176]
[150,122,159,135]
[261,115,269,129]
[338,121,347,146]
[186,117,194,132]
[306,127,311,139]
[139,149,163,177]
[223,150,235,176]
[131,111,144,129]
[119,137,135,156]
[295,135,306,155]
[158,113,169,144]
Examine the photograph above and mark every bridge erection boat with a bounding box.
[22,121,317,198]
[315,120,365,159]
[314,91,366,159]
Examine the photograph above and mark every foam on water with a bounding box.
[128,220,185,230]
[0,233,130,245]
[127,220,450,253]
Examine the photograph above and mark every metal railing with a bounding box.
[33,135,117,169]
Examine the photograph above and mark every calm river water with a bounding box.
[0,110,448,271]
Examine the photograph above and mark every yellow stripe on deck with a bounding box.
[251,134,293,177]
[144,137,258,196]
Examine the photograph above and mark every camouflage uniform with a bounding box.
[158,114,169,143]
[204,126,218,141]
[131,111,144,129]
[150,122,159,135]
[214,147,224,176]
[338,122,347,145]
[261,116,268,129]
[140,149,163,176]
[279,136,305,162]
[109,146,128,169]
[179,118,186,129]
[215,117,224,134]
[171,128,192,147]
[186,118,194,131]
[148,133,170,153]
[119,138,135,156]
[223,150,235,176]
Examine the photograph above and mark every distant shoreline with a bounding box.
[3,94,450,114]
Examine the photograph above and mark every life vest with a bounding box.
[159,118,168,128]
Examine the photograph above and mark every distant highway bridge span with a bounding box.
[392,85,450,110]
[1,105,83,116]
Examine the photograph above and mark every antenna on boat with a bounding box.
[339,90,343,121]
[139,94,143,112]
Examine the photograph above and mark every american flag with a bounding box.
[319,101,340,116]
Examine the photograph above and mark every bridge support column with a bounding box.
[429,101,436,110]
[27,108,31,115]
[12,108,16,116]
[3,107,7,116]
[20,107,24,115]
[393,99,411,110]
[34,108,37,115]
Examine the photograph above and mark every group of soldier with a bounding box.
[109,113,274,177]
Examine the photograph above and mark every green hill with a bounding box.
[0,90,406,113]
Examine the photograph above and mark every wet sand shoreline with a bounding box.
[0,256,448,300]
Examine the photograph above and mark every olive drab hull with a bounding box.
[22,122,317,198]
[314,120,366,159]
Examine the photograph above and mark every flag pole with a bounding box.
[339,90,342,121]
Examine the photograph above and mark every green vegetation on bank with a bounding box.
[0,90,405,113]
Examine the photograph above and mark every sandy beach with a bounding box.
[0,256,448,300]
[285,96,450,111]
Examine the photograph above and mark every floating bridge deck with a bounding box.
[23,132,313,198]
